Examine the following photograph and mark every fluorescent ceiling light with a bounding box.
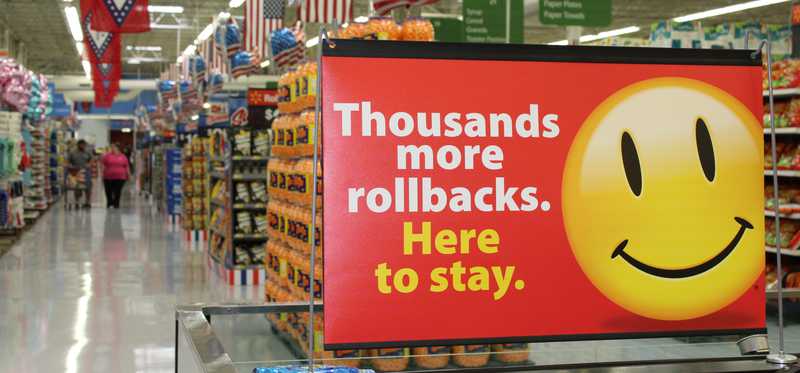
[121,128,132,133]
[548,26,640,45]
[260,60,270,68]
[197,24,215,41]
[183,44,197,56]
[75,42,84,56]
[127,45,162,52]
[579,26,640,43]
[65,6,83,42]
[229,0,246,8]
[674,0,789,22]
[354,16,368,23]
[127,57,166,63]
[306,36,319,48]
[82,60,91,79]
[150,23,191,29]
[148,5,184,14]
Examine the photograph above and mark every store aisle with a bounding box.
[0,195,262,372]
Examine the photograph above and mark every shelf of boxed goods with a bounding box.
[204,127,270,286]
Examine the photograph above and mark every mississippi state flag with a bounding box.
[81,0,121,63]
[91,0,151,33]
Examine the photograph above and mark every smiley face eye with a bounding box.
[695,118,716,182]
[621,131,642,196]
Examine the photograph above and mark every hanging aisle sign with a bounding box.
[321,40,766,349]
[539,0,612,27]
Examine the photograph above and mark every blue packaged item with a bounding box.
[253,366,374,373]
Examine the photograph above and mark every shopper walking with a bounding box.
[67,139,94,208]
[101,144,130,209]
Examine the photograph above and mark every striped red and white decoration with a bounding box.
[245,0,284,60]
[206,254,266,286]
[210,29,230,76]
[274,43,305,67]
[373,0,408,15]
[299,0,353,24]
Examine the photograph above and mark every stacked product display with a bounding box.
[182,136,208,234]
[24,125,50,217]
[267,48,530,371]
[207,126,270,283]
[151,145,166,210]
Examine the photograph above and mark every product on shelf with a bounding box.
[366,17,402,40]
[401,17,435,41]
[451,345,490,368]
[491,343,529,363]
[765,141,800,169]
[412,347,450,369]
[766,216,800,249]
[367,349,410,372]
[765,185,800,212]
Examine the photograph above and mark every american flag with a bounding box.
[245,0,284,60]
[299,0,353,24]
[273,43,304,68]
[210,24,230,77]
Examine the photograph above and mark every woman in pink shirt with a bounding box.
[101,144,130,208]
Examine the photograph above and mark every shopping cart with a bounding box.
[64,167,90,209]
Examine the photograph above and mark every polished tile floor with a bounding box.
[0,192,264,373]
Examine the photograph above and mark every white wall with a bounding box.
[78,119,110,149]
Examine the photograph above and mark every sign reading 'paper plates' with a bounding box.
[539,0,613,27]
[322,40,766,348]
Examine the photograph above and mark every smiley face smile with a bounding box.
[611,217,753,279]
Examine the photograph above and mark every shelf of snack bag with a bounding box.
[49,127,65,199]
[181,135,209,242]
[151,145,166,211]
[264,17,532,371]
[23,124,50,219]
[206,125,269,285]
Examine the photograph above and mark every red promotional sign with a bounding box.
[322,41,766,348]
[247,88,279,107]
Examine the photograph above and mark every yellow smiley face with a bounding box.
[563,77,764,321]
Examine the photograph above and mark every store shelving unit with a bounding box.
[206,127,270,285]
[181,136,208,242]
[762,87,800,296]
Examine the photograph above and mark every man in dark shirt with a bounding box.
[67,140,94,208]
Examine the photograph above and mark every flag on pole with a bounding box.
[245,0,284,60]
[300,0,353,24]
[91,0,151,33]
